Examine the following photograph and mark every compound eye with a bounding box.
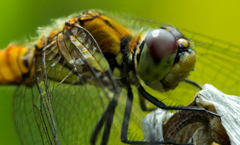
[146,29,178,59]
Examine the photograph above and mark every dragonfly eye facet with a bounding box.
[146,29,178,59]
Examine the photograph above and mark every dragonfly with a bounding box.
[0,10,239,145]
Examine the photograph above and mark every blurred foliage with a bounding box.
[1,0,240,144]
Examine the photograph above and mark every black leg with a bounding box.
[138,85,219,117]
[101,97,118,145]
[121,86,189,145]
[140,79,202,112]
[121,86,133,143]
[90,112,106,145]
[90,95,119,145]
[139,92,156,112]
[183,79,202,90]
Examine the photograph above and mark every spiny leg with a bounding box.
[139,79,202,112]
[138,93,156,112]
[121,86,187,144]
[138,85,219,117]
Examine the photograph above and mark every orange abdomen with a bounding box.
[0,45,29,84]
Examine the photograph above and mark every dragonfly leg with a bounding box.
[89,112,105,144]
[183,79,202,90]
[139,79,202,112]
[138,93,156,112]
[138,85,220,117]
[90,94,119,145]
[100,96,118,145]
[121,86,191,144]
[121,86,133,143]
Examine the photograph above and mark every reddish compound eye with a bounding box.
[137,28,179,83]
[137,26,195,86]
[146,29,178,59]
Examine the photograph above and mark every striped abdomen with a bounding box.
[0,45,30,84]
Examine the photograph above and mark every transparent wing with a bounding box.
[13,72,55,145]
[185,29,240,94]
[13,73,146,145]
[13,22,128,145]
[47,24,124,144]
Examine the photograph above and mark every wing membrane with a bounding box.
[13,77,54,145]
[13,21,124,144]
[43,23,122,144]
[187,31,240,94]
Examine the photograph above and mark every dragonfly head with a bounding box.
[136,26,196,92]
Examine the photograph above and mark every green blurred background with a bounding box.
[1,0,240,144]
